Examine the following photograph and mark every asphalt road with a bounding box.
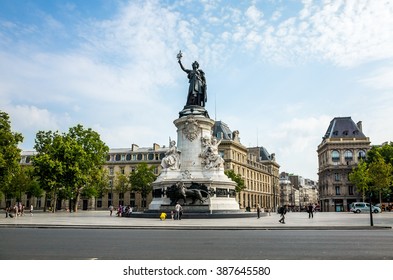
[0,228,392,260]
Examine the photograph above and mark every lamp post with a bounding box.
[369,192,374,227]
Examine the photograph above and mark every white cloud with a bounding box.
[360,65,393,90]
[2,0,393,181]
[7,105,59,131]
[245,5,264,26]
[270,116,332,180]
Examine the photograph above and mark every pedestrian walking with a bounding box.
[179,206,183,220]
[30,204,34,216]
[308,203,314,219]
[278,205,287,224]
[116,205,122,217]
[109,205,114,216]
[256,204,261,219]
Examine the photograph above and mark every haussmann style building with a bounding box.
[10,121,280,213]
[317,117,371,212]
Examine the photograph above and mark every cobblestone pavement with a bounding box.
[1,210,392,229]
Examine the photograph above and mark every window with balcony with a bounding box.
[344,150,353,162]
[332,150,340,163]
[358,150,366,161]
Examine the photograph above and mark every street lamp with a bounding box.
[369,192,374,227]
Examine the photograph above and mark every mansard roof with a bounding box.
[259,146,273,161]
[248,146,275,161]
[212,121,233,140]
[323,117,366,140]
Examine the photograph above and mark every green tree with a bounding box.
[90,168,110,208]
[349,160,371,201]
[224,169,246,203]
[114,171,130,198]
[368,152,393,205]
[26,177,44,208]
[64,125,109,211]
[367,143,393,166]
[33,125,109,212]
[33,131,64,212]
[0,111,23,205]
[9,166,35,202]
[129,163,156,209]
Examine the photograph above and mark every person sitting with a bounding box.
[160,212,167,221]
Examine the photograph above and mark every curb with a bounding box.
[0,224,391,230]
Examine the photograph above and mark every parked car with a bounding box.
[350,202,381,213]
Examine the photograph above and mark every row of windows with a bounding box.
[107,153,165,162]
[334,185,354,195]
[20,153,165,164]
[320,184,355,196]
[331,150,366,161]
[320,149,367,166]
[108,166,159,176]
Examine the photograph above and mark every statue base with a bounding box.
[148,105,239,214]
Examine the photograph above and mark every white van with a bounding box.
[350,202,381,213]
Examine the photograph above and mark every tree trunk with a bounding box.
[51,189,57,213]
[73,192,81,213]
[43,193,47,212]
[379,190,382,206]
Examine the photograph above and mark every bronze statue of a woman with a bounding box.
[177,51,207,107]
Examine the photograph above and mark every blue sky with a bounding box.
[1,0,393,181]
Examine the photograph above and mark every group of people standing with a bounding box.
[109,205,133,217]
[160,202,183,221]
[5,203,33,218]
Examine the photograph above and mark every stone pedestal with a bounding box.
[148,106,240,212]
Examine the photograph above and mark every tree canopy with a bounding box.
[224,169,246,193]
[33,124,109,212]
[0,111,23,202]
[349,144,393,204]
[129,163,156,208]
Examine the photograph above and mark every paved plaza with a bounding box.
[1,210,392,230]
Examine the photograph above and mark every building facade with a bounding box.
[279,172,319,211]
[213,121,280,212]
[7,121,280,212]
[317,117,370,212]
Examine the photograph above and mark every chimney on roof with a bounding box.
[153,143,160,151]
[357,121,363,132]
[131,144,139,151]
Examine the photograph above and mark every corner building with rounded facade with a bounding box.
[317,117,370,212]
